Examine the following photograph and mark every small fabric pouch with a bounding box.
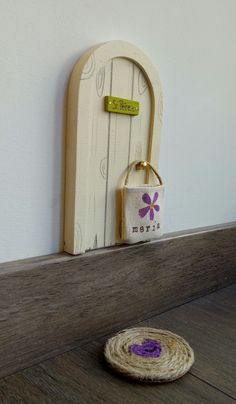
[122,161,164,244]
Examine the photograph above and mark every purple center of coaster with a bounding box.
[129,339,162,358]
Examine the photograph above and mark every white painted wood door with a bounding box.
[64,41,163,254]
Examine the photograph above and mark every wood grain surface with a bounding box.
[0,226,235,378]
[64,41,163,254]
[0,284,235,403]
[142,284,236,398]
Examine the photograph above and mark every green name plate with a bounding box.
[104,96,139,116]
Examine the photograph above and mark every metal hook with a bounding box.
[135,161,148,170]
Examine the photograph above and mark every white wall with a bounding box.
[0,0,235,263]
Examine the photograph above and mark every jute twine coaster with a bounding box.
[104,327,194,382]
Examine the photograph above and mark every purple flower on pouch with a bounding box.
[139,192,160,221]
[129,339,162,358]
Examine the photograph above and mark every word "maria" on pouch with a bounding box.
[132,223,160,233]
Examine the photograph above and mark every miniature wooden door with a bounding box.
[64,41,163,254]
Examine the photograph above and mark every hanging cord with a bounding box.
[124,160,163,186]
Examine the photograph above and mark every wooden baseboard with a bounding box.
[0,225,235,378]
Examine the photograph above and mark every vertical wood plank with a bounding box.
[104,58,134,245]
[86,62,112,250]
[128,66,151,185]
[65,50,96,254]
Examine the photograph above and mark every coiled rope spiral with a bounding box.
[104,327,194,382]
